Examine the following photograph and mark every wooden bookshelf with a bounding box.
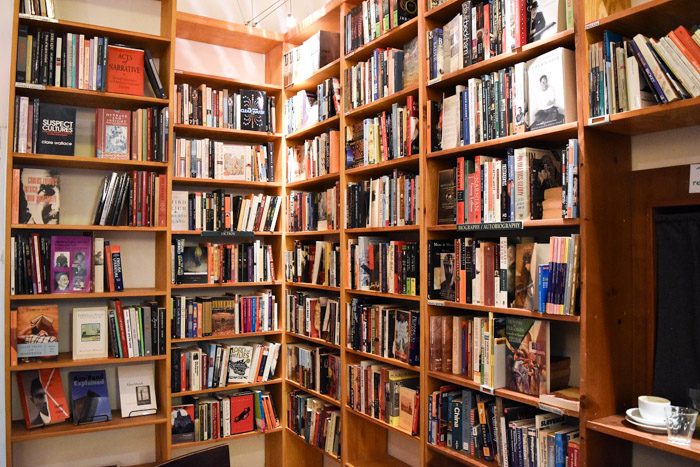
[286,173,340,190]
[345,348,420,372]
[170,281,281,290]
[284,229,340,237]
[13,153,170,170]
[587,97,700,136]
[286,115,341,141]
[426,443,498,467]
[285,427,341,462]
[170,177,282,189]
[285,59,341,94]
[285,380,341,407]
[11,224,168,232]
[344,85,419,120]
[427,300,582,323]
[171,330,283,343]
[345,288,421,302]
[9,287,167,301]
[344,16,419,62]
[172,124,283,142]
[171,378,283,398]
[174,69,283,93]
[10,353,166,372]
[285,282,340,292]
[15,82,170,108]
[171,427,284,450]
[346,406,420,440]
[345,154,421,177]
[286,332,341,350]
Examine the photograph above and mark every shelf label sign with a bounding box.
[690,164,700,194]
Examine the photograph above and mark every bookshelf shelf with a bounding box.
[285,427,341,462]
[346,453,413,467]
[583,0,697,37]
[11,411,168,443]
[285,229,340,237]
[344,85,419,120]
[171,177,281,189]
[285,282,340,292]
[171,378,283,398]
[174,70,283,93]
[170,281,282,290]
[345,225,420,234]
[344,154,421,178]
[426,300,581,323]
[427,30,575,90]
[172,427,284,450]
[286,173,340,190]
[15,83,169,109]
[587,415,700,463]
[285,380,341,407]
[9,288,167,301]
[426,443,498,467]
[285,59,341,94]
[346,406,420,440]
[286,332,341,349]
[286,115,341,141]
[344,17,419,63]
[11,224,167,232]
[344,288,421,302]
[427,122,579,159]
[10,353,166,372]
[345,348,420,372]
[173,124,282,142]
[428,218,581,231]
[13,153,170,171]
[587,97,700,136]
[424,0,465,22]
[17,15,171,51]
[171,330,283,343]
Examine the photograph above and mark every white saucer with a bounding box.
[625,415,667,434]
[626,408,666,427]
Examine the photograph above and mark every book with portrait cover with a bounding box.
[35,103,76,156]
[227,344,254,383]
[96,108,131,160]
[504,317,550,396]
[526,47,576,131]
[50,235,92,293]
[69,370,112,424]
[17,368,70,429]
[529,149,562,220]
[17,304,59,361]
[14,167,60,224]
[106,45,145,96]
[117,363,157,418]
[240,89,268,132]
[229,391,255,434]
[171,404,195,443]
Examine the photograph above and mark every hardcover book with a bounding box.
[171,191,189,231]
[72,307,109,360]
[171,404,195,443]
[511,240,534,309]
[96,108,131,160]
[50,235,92,293]
[227,345,254,383]
[230,391,255,434]
[16,168,60,224]
[36,103,77,156]
[69,370,112,424]
[438,168,456,224]
[17,369,70,429]
[504,317,550,396]
[529,149,562,220]
[17,305,59,360]
[117,363,158,418]
[181,245,208,284]
[240,89,268,132]
[106,45,145,96]
[393,310,411,362]
[527,48,576,131]
[429,240,456,301]
[220,143,248,180]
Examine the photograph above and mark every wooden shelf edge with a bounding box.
[426,442,498,467]
[285,380,341,407]
[344,154,421,177]
[344,17,419,62]
[171,378,283,397]
[286,115,340,141]
[344,288,420,302]
[286,331,341,349]
[172,330,282,343]
[345,347,420,371]
[426,299,581,323]
[284,426,342,461]
[172,426,284,450]
[11,354,166,371]
[286,173,340,190]
[344,85,419,119]
[345,406,420,440]
[285,282,340,292]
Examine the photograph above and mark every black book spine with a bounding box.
[172,348,181,393]
[47,30,55,86]
[144,48,166,98]
[31,30,40,84]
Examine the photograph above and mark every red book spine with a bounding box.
[141,171,148,227]
[105,242,114,292]
[672,26,700,68]
[131,171,138,226]
[457,157,465,224]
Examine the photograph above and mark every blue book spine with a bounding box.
[538,264,549,313]
[461,89,470,145]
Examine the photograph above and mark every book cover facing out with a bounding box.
[69,370,112,424]
[171,404,195,443]
[230,392,255,434]
[17,368,70,429]
[36,103,77,156]
[50,235,93,293]
[240,89,268,132]
[17,167,60,224]
[117,363,157,418]
[505,317,550,396]
[96,108,131,160]
[106,45,145,96]
[17,305,59,360]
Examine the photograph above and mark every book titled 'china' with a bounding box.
[17,369,70,429]
[69,370,112,424]
[106,45,144,96]
[36,103,76,156]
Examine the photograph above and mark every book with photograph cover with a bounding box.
[240,89,268,132]
[528,0,567,43]
[72,307,109,360]
[117,363,158,418]
[35,103,76,156]
[17,305,59,361]
[511,240,534,310]
[504,317,550,396]
[227,345,254,383]
[69,370,112,424]
[529,149,562,220]
[180,244,208,284]
[212,304,236,335]
[18,369,70,429]
[526,48,576,131]
[171,404,195,443]
[14,168,60,224]
[106,45,145,96]
[50,235,92,293]
[394,309,411,362]
[428,240,456,301]
[230,391,255,434]
[96,108,131,160]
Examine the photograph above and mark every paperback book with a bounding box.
[14,168,60,225]
[117,363,158,418]
[50,235,92,293]
[69,370,112,424]
[35,103,76,156]
[17,369,70,429]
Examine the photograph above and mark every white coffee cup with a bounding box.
[638,395,671,423]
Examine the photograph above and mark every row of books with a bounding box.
[17,365,157,430]
[428,235,580,315]
[287,391,341,457]
[428,0,573,81]
[172,240,275,285]
[287,344,341,400]
[286,292,340,346]
[347,237,419,296]
[437,143,579,225]
[344,47,405,110]
[347,361,419,435]
[283,30,340,87]
[16,27,164,97]
[108,300,167,359]
[346,299,419,366]
[171,191,282,233]
[20,0,56,18]
[346,170,419,228]
[171,291,278,340]
[287,130,340,183]
[285,241,341,287]
[174,138,275,181]
[171,341,281,393]
[174,84,276,133]
[172,390,279,443]
[589,27,700,118]
[284,78,341,134]
[435,48,576,151]
[287,184,340,232]
[428,385,580,466]
[345,98,419,169]
[344,0,417,54]
[92,171,167,227]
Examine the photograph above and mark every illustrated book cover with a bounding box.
[69,370,112,424]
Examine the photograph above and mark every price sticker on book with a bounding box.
[690,164,700,194]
